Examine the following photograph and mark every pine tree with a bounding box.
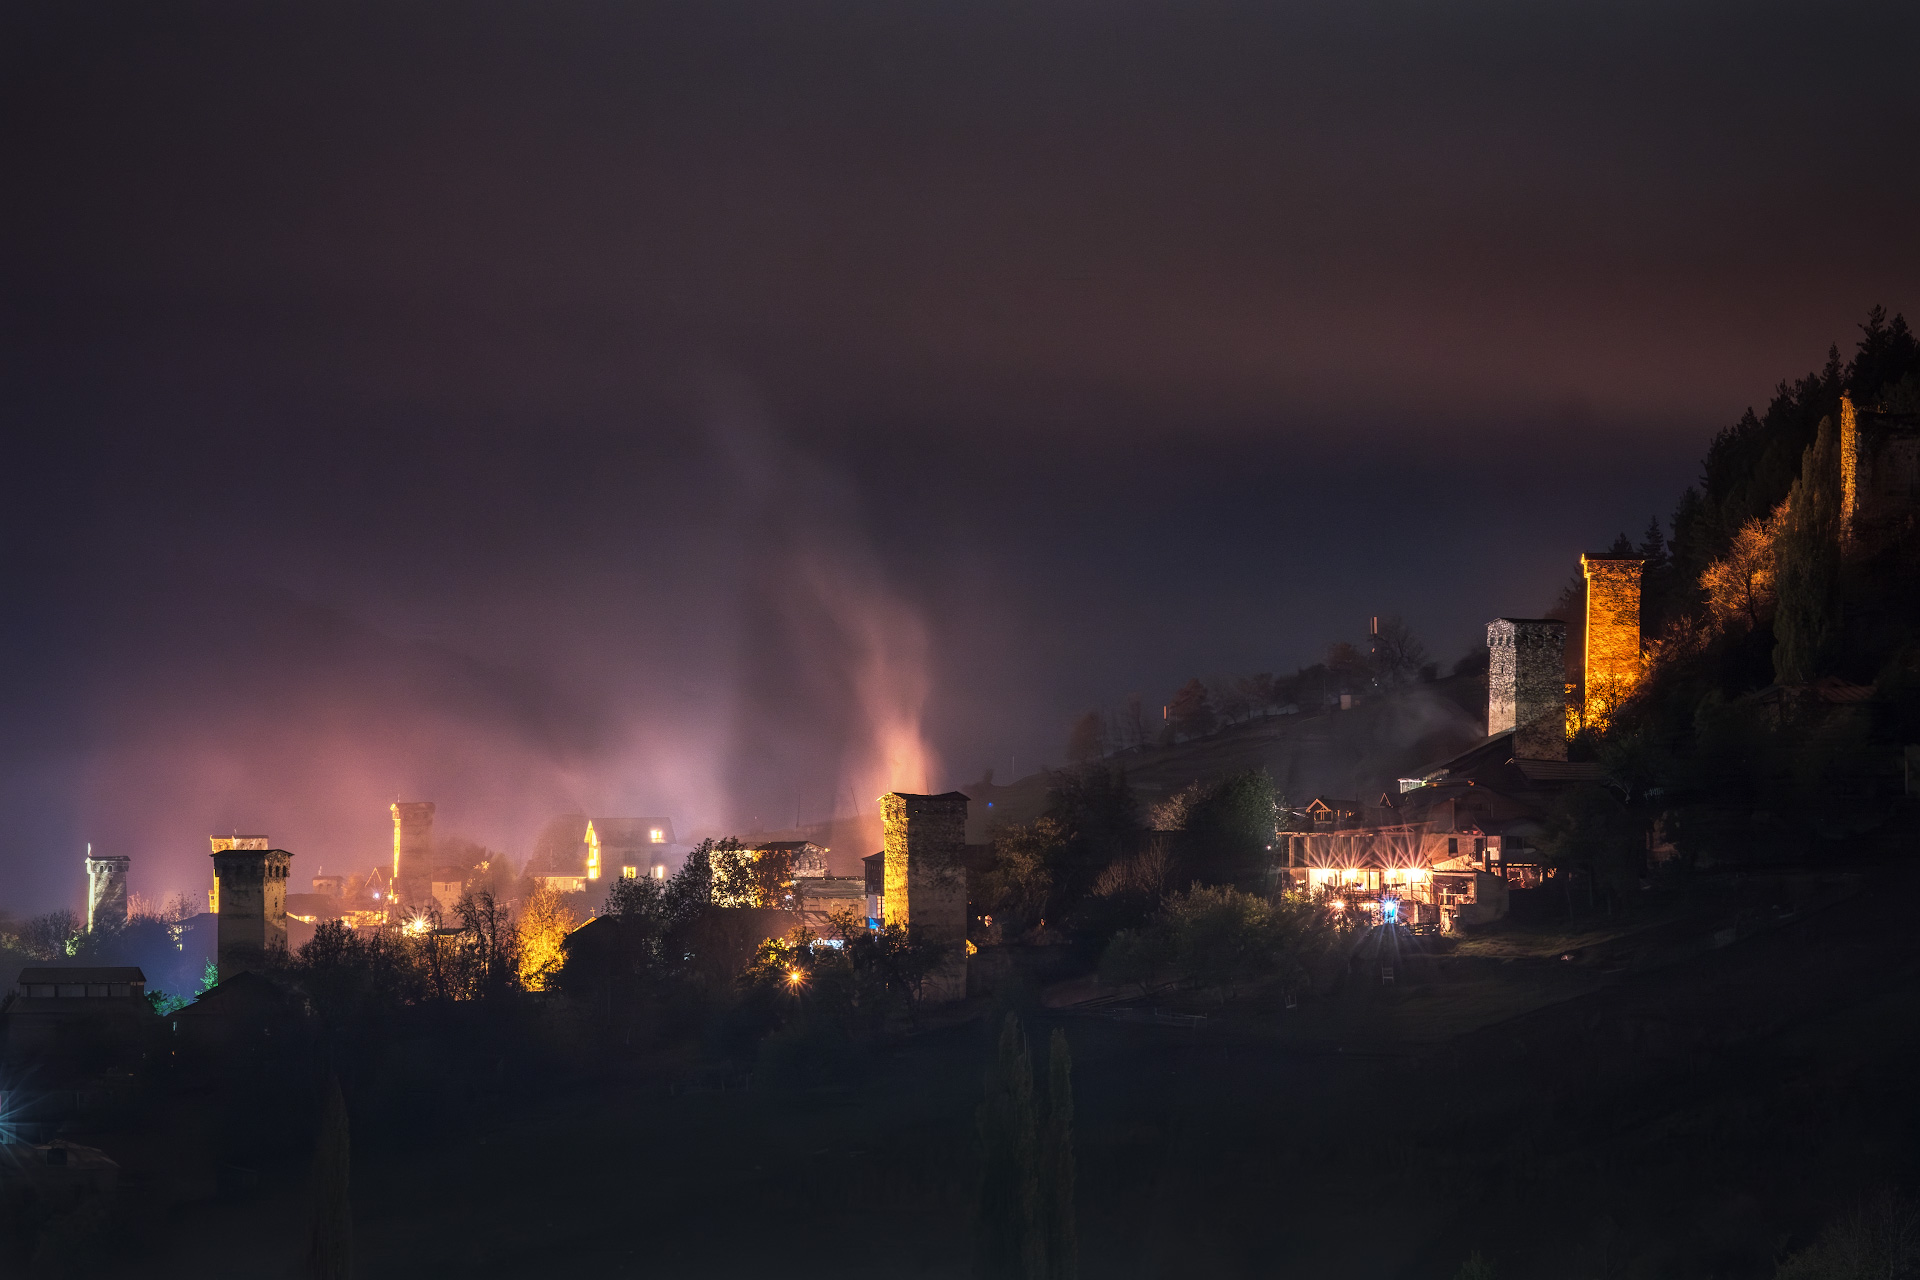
[975,1014,1041,1280]
[1773,416,1843,685]
[1041,1029,1078,1280]
[1636,516,1675,635]
[305,1075,352,1280]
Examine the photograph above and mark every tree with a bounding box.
[1452,1252,1495,1280]
[1210,676,1251,725]
[1179,770,1279,888]
[1104,884,1333,1003]
[1699,505,1786,632]
[453,890,522,1000]
[1326,642,1369,691]
[1064,711,1106,764]
[304,1075,352,1280]
[1774,1190,1920,1280]
[1538,785,1644,915]
[979,819,1062,936]
[1847,305,1920,400]
[1096,927,1169,996]
[1166,678,1215,740]
[1773,415,1843,685]
[517,883,578,991]
[1040,1030,1077,1280]
[975,1014,1040,1280]
[1368,617,1429,687]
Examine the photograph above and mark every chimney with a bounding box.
[880,791,970,1003]
[1487,618,1568,761]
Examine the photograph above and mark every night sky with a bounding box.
[2,1,1915,909]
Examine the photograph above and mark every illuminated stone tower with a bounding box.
[211,844,292,979]
[880,791,969,1003]
[392,801,435,908]
[1487,618,1568,761]
[208,835,271,912]
[1581,553,1645,730]
[85,850,130,932]
[1839,391,1859,543]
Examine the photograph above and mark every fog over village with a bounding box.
[2,3,1919,1278]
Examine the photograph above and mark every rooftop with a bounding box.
[17,967,146,985]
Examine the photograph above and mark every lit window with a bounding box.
[649,828,664,843]
[651,865,666,880]
[622,865,637,879]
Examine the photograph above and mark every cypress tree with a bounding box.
[1041,1029,1078,1280]
[975,1014,1041,1280]
[1773,416,1843,686]
[305,1075,353,1280]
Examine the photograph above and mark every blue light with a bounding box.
[1382,897,1399,923]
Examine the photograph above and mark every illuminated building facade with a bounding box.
[1580,554,1644,730]
[594,817,676,880]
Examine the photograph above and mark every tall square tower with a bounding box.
[1487,618,1568,761]
[880,791,969,1004]
[85,851,131,932]
[1580,554,1645,730]
[392,801,436,908]
[211,846,292,979]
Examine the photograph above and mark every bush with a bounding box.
[1100,886,1333,1002]
[1775,1192,1920,1280]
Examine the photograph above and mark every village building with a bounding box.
[532,813,678,890]
[1283,584,1632,930]
[795,875,867,933]
[0,967,154,1067]
[594,817,677,880]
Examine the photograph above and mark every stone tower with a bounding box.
[1487,618,1568,761]
[85,850,131,932]
[208,835,271,912]
[1581,553,1645,730]
[211,845,292,979]
[391,801,435,908]
[880,791,969,1003]
[1840,391,1860,542]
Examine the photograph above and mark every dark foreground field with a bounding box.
[119,866,1920,1279]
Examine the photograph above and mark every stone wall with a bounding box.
[1581,555,1644,730]
[880,791,969,1004]
[212,847,292,979]
[85,855,130,932]
[1486,618,1567,761]
[391,801,436,907]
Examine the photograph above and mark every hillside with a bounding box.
[954,674,1489,839]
